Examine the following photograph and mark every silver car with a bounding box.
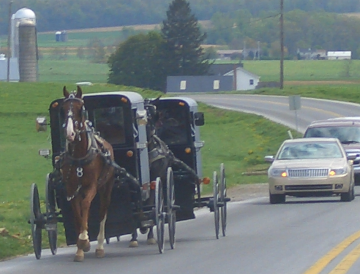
[304,117,360,185]
[265,138,355,204]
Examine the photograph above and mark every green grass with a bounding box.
[39,59,110,83]
[35,58,360,84]
[242,60,360,82]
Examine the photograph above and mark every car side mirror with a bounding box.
[347,153,359,161]
[36,117,47,132]
[194,112,204,126]
[264,155,274,163]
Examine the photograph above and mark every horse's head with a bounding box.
[144,97,161,139]
[62,86,86,142]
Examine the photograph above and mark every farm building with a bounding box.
[166,64,260,93]
[216,50,243,60]
[0,54,19,81]
[224,66,260,91]
[327,51,351,60]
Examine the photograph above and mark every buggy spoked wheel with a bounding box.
[219,163,227,237]
[45,174,57,255]
[155,177,165,253]
[166,167,176,249]
[213,171,220,239]
[30,183,43,259]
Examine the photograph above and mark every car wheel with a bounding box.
[341,184,354,202]
[269,192,285,204]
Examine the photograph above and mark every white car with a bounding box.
[265,138,356,204]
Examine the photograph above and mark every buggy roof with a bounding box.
[83,91,144,104]
[159,96,198,107]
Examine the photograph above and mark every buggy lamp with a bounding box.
[185,147,191,153]
[36,117,47,132]
[39,149,51,158]
[202,177,210,185]
[126,150,134,157]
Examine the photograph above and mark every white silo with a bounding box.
[11,8,36,58]
[10,8,38,82]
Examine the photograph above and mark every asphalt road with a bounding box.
[4,94,360,274]
[185,94,360,133]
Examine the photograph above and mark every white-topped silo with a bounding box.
[11,8,36,58]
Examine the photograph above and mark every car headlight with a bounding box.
[329,168,347,176]
[270,168,287,177]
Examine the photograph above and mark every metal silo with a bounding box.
[11,8,36,58]
[18,19,38,82]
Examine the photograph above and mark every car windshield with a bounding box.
[304,126,360,144]
[277,142,343,160]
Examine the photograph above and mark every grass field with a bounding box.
[35,58,360,84]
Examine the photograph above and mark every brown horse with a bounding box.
[61,86,115,262]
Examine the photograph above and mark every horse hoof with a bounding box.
[140,227,148,234]
[95,249,105,258]
[74,255,84,262]
[83,243,91,253]
[129,241,138,248]
[147,238,156,245]
[78,239,91,252]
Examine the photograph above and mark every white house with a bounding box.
[327,51,351,60]
[224,67,260,91]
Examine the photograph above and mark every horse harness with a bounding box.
[59,122,114,201]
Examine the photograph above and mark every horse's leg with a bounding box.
[129,229,139,247]
[71,197,87,262]
[95,181,113,258]
[147,227,156,245]
[75,188,96,261]
[95,214,107,258]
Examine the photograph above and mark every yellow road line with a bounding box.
[329,242,360,274]
[303,231,360,274]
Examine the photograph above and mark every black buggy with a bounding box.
[30,91,229,259]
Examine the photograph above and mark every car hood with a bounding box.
[272,158,347,169]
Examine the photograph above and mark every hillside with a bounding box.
[1,0,360,34]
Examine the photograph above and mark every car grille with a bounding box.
[285,184,332,191]
[288,169,328,178]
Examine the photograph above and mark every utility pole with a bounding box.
[280,0,284,89]
[7,0,12,82]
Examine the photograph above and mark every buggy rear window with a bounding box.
[93,107,125,144]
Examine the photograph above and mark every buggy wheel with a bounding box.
[166,167,176,249]
[45,174,57,255]
[219,163,227,237]
[30,183,42,259]
[213,171,220,239]
[155,177,165,254]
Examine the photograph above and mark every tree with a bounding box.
[161,0,210,76]
[87,38,106,63]
[108,31,166,90]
